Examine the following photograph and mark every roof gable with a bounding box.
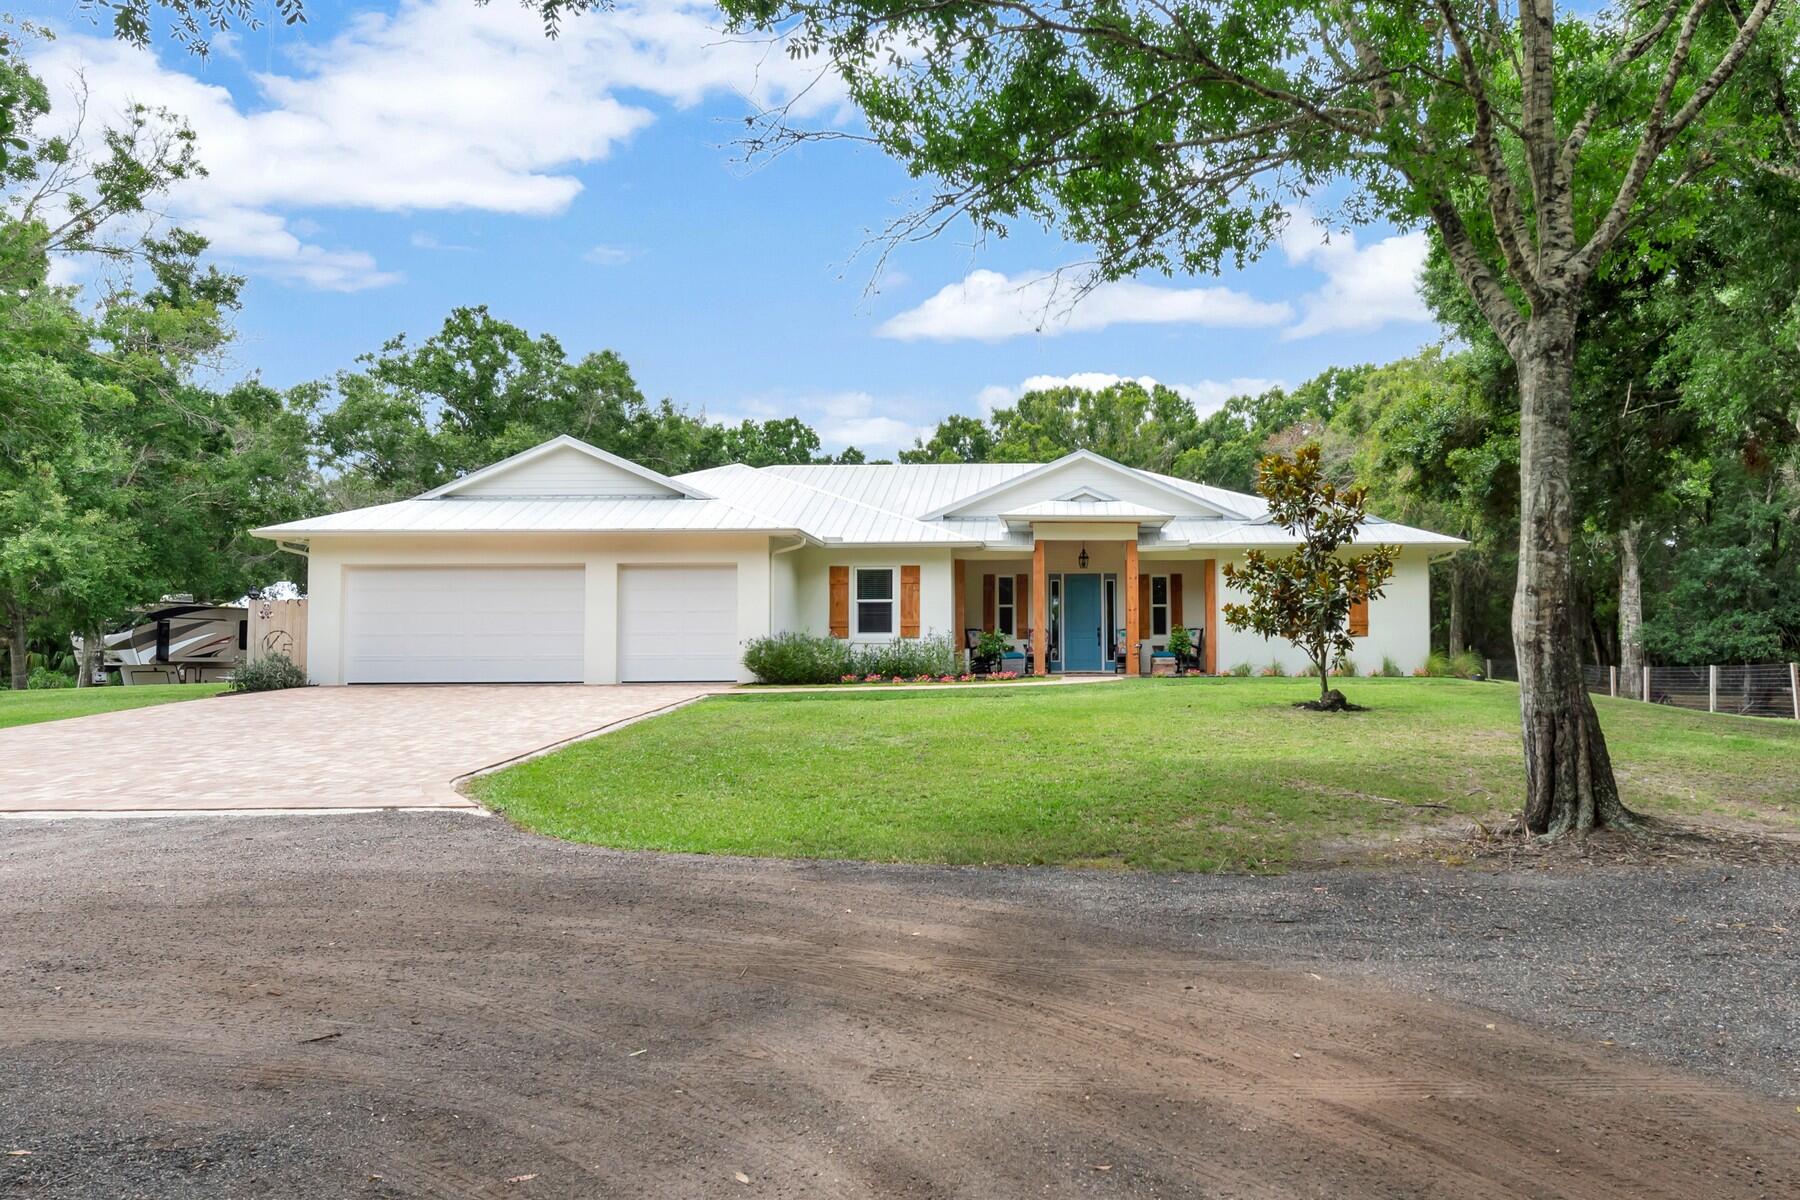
[924,451,1240,519]
[424,436,712,500]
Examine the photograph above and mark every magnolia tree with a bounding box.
[1223,447,1398,709]
[643,0,1796,838]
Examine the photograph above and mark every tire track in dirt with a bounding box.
[3,816,1795,1199]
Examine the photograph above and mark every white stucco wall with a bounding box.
[788,546,957,643]
[304,532,774,685]
[1213,549,1434,675]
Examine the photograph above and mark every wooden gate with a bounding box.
[247,599,308,672]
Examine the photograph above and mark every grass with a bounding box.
[473,678,1800,872]
[0,683,229,730]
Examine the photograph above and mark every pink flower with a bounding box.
[864,673,883,683]
[840,674,858,684]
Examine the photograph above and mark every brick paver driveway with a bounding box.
[0,685,725,813]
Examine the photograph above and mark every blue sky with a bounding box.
[28,0,1445,456]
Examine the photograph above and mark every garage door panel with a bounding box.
[346,567,585,684]
[618,566,738,682]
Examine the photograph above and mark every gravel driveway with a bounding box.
[2,815,1794,1199]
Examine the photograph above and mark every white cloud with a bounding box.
[976,373,1284,417]
[878,268,1291,342]
[410,230,472,252]
[1281,212,1433,339]
[808,391,935,455]
[583,244,638,267]
[30,0,838,289]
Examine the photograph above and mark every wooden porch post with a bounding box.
[952,559,967,669]
[1124,538,1140,676]
[1202,558,1217,675]
[1031,540,1047,676]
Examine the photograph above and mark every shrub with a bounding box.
[26,666,74,689]
[1261,660,1288,677]
[1422,650,1483,679]
[1228,661,1254,677]
[1330,656,1356,677]
[971,629,1010,673]
[227,653,310,693]
[743,632,855,685]
[856,633,958,679]
[1297,660,1322,677]
[1379,656,1404,677]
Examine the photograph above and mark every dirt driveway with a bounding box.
[2,816,1794,1199]
[0,684,722,813]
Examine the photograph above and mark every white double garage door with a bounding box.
[343,565,739,684]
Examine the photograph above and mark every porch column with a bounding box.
[1202,558,1218,675]
[1124,538,1140,676]
[1031,539,1047,676]
[953,559,967,668]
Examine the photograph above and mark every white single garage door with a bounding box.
[344,566,585,684]
[618,566,739,682]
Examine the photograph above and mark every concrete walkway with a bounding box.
[0,684,725,814]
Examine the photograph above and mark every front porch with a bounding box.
[952,530,1218,677]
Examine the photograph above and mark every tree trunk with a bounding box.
[1514,312,1632,836]
[76,627,102,688]
[1447,559,1466,658]
[1617,521,1645,686]
[6,608,27,691]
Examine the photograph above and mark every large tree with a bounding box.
[680,0,1792,836]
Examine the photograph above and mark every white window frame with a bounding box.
[1150,574,1170,639]
[996,574,1016,638]
[852,565,899,640]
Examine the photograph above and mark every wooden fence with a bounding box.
[247,599,308,672]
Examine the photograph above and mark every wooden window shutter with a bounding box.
[1349,567,1369,637]
[1137,574,1151,639]
[983,574,996,632]
[1170,573,1184,626]
[1015,573,1029,635]
[900,565,921,638]
[829,566,849,638]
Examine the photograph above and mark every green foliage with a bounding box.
[1222,446,1399,701]
[1228,661,1254,677]
[1379,656,1404,678]
[1166,624,1194,663]
[855,634,960,679]
[316,307,861,501]
[743,632,856,685]
[743,632,961,684]
[1422,651,1484,679]
[227,652,308,693]
[25,665,71,689]
[972,628,1011,672]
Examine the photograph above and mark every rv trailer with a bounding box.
[99,601,247,685]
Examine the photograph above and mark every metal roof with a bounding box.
[254,495,791,537]
[255,437,1464,550]
[999,499,1173,524]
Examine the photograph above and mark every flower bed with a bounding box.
[836,671,1021,685]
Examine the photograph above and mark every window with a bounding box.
[996,575,1016,637]
[854,567,896,636]
[1151,575,1170,637]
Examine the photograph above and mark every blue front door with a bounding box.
[1063,574,1104,671]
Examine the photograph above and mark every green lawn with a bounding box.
[0,683,228,730]
[473,678,1800,872]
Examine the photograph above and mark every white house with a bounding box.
[254,435,1465,685]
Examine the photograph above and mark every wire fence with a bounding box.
[1485,659,1800,720]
